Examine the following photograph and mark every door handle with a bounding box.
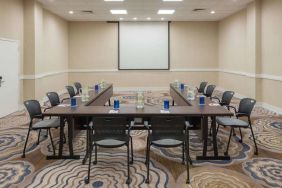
[0,76,4,87]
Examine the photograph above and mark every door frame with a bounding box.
[0,38,21,116]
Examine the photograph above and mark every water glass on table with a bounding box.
[163,100,170,111]
[114,99,120,110]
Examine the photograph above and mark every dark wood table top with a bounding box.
[73,84,113,106]
[44,104,232,117]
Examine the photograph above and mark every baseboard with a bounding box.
[256,102,282,115]
[216,87,282,115]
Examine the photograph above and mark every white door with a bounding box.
[0,39,19,118]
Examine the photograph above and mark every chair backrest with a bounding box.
[221,91,235,106]
[92,117,129,140]
[198,82,208,93]
[65,86,76,98]
[24,100,42,119]
[205,85,216,97]
[46,92,60,107]
[74,82,82,94]
[150,117,186,140]
[238,98,256,116]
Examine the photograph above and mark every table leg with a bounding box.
[67,117,74,157]
[202,116,208,157]
[196,116,231,161]
[211,116,218,156]
[47,116,80,160]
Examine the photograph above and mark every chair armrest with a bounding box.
[43,106,53,112]
[211,96,221,103]
[225,105,237,113]
[61,98,70,103]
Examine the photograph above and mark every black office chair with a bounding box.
[65,86,76,98]
[216,98,258,155]
[209,91,235,135]
[196,82,208,93]
[46,92,67,142]
[46,92,61,107]
[22,100,58,158]
[74,82,82,95]
[145,117,190,184]
[85,117,133,185]
[204,85,216,98]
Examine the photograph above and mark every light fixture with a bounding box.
[110,10,127,14]
[104,0,124,1]
[119,18,124,20]
[146,17,151,20]
[158,10,175,14]
[211,10,216,14]
[68,10,74,14]
[161,17,165,20]
[162,0,183,1]
[133,17,137,20]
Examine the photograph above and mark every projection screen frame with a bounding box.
[118,21,171,70]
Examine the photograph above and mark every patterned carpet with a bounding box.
[0,90,281,188]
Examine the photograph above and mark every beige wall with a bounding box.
[259,0,282,107]
[1,0,282,110]
[68,21,218,88]
[34,3,69,100]
[218,9,248,72]
[0,0,69,102]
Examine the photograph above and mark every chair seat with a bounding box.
[94,139,127,147]
[152,139,183,147]
[216,117,249,127]
[32,118,60,129]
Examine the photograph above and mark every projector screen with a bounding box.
[119,22,169,70]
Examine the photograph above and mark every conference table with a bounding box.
[44,83,233,161]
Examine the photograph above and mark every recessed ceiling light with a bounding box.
[133,17,137,20]
[158,10,175,14]
[110,10,127,14]
[146,17,151,20]
[161,17,165,20]
[119,18,124,20]
[68,10,74,14]
[211,10,216,14]
[104,0,124,1]
[162,0,183,1]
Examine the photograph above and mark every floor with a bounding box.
[0,90,281,188]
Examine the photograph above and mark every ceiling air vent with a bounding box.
[79,10,94,14]
[193,8,206,12]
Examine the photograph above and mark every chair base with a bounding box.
[126,178,131,184]
[84,178,89,184]
[186,179,190,184]
[145,178,149,184]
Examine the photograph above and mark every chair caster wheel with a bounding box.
[93,161,97,165]
[224,152,228,156]
[239,140,242,143]
[21,154,25,158]
[186,179,190,184]
[254,151,258,155]
[84,178,89,184]
[145,179,149,184]
[126,178,131,184]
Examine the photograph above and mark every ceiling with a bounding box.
[37,0,254,21]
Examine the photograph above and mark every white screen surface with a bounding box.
[119,22,169,70]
